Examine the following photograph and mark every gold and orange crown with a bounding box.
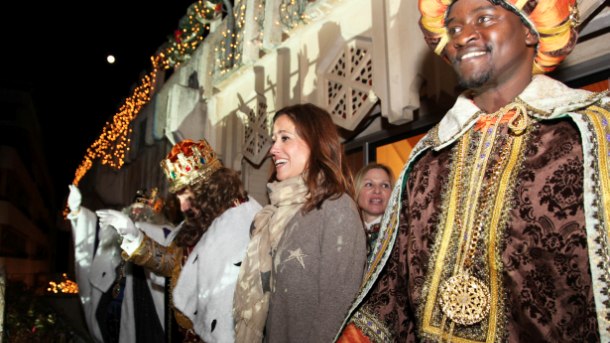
[134,188,164,213]
[161,139,223,193]
[419,0,580,74]
[122,188,167,224]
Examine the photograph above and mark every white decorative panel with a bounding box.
[321,37,375,130]
[241,94,272,165]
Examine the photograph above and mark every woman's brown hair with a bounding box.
[273,103,354,213]
[174,167,247,247]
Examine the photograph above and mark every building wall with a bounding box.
[87,0,610,208]
[0,90,54,288]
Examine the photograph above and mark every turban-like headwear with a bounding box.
[419,0,580,73]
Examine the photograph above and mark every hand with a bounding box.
[67,185,82,213]
[96,209,140,241]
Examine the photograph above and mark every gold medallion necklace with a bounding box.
[112,260,126,298]
[438,102,526,326]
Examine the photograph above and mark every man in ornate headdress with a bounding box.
[337,0,610,341]
[97,139,261,342]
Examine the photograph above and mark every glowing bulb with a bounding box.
[107,55,116,64]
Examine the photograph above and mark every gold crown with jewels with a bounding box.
[161,139,223,193]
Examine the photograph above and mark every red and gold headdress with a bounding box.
[123,188,167,224]
[419,0,580,73]
[161,139,223,193]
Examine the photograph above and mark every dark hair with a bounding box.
[162,193,184,225]
[174,167,247,247]
[273,103,354,213]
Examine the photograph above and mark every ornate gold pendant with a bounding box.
[439,274,490,325]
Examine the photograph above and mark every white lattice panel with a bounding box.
[321,37,375,130]
[241,94,272,165]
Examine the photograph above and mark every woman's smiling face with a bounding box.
[357,168,392,222]
[270,114,311,181]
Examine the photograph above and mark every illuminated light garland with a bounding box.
[72,69,157,186]
[47,273,79,294]
[70,0,323,198]
[280,0,309,30]
[70,0,222,192]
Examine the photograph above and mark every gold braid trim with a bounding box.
[350,307,393,342]
[169,250,195,331]
[586,106,610,239]
[582,104,610,341]
[122,235,180,277]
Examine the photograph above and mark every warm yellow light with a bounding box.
[47,273,79,294]
[72,1,223,187]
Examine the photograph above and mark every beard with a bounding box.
[457,69,492,89]
[183,208,196,220]
[449,45,493,90]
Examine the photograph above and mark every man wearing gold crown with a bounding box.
[336,0,610,341]
[97,139,262,342]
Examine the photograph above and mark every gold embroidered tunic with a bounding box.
[339,75,610,342]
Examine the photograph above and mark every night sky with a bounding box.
[1,0,196,210]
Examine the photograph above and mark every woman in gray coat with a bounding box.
[234,103,367,342]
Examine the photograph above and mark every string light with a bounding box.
[71,0,222,188]
[71,0,323,189]
[47,273,79,294]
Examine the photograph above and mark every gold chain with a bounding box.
[112,260,126,298]
[439,102,526,326]
[456,102,526,268]
[462,139,513,267]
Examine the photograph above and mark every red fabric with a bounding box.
[167,139,196,161]
[473,110,515,131]
[337,324,371,343]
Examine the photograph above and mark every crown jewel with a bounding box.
[161,139,223,193]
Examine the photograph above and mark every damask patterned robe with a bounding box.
[338,75,610,342]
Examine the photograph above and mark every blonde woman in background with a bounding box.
[354,163,394,260]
